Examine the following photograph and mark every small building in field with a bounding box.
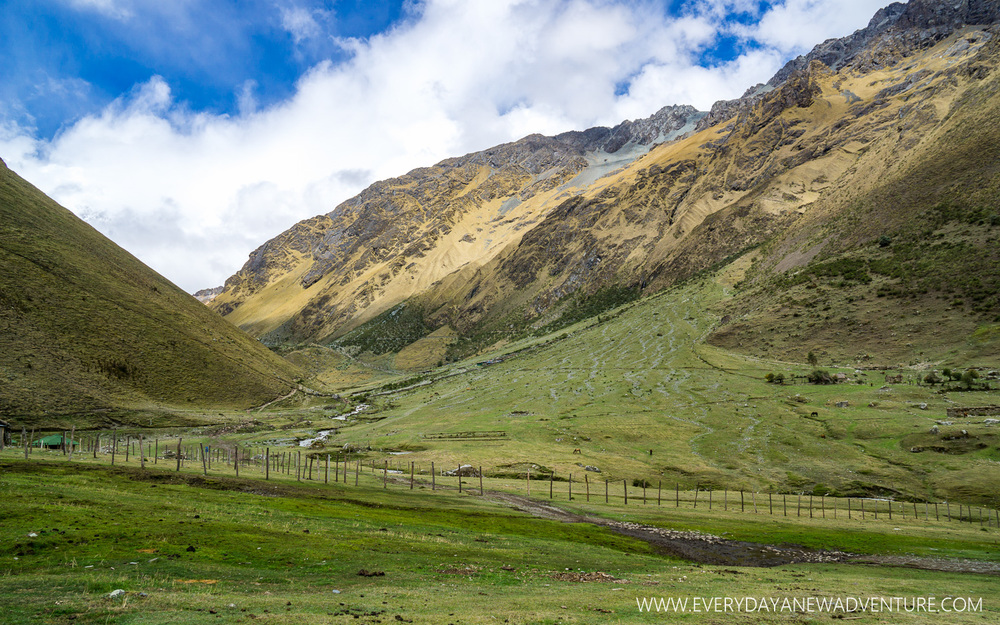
[32,434,79,450]
[0,419,11,447]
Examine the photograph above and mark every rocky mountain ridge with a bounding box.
[210,0,1000,369]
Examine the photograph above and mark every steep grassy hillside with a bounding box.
[0,160,303,424]
[708,29,1000,365]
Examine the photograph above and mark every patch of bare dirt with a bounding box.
[482,491,999,574]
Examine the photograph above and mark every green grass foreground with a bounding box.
[2,460,998,624]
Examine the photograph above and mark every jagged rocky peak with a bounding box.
[598,104,704,153]
[698,0,1000,132]
[771,0,1000,84]
[193,286,224,304]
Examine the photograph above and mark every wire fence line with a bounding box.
[5,429,999,530]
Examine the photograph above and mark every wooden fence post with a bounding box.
[694,485,699,509]
[68,426,76,461]
[201,444,208,476]
[569,474,573,500]
[458,465,462,493]
[657,480,661,506]
[586,474,590,502]
[112,428,117,466]
[479,467,484,496]
[549,471,553,499]
[526,467,530,496]
[740,490,744,513]
[411,462,415,490]
[623,480,628,505]
[176,438,181,471]
[431,462,435,491]
[605,479,609,504]
[139,434,144,469]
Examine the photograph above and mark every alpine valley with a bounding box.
[3,2,1000,623]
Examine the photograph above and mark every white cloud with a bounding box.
[0,0,889,292]
[747,0,891,54]
[64,0,135,20]
[281,5,324,43]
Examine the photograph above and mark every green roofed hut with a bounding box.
[33,434,79,450]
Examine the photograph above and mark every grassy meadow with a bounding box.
[3,256,998,623]
[2,457,999,624]
[276,273,1000,508]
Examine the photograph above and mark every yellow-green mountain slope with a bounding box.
[0,160,302,422]
[213,0,1000,371]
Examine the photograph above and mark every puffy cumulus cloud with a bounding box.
[746,0,891,54]
[1,0,882,292]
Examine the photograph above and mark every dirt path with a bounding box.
[481,490,1000,574]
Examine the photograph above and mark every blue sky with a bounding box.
[0,0,891,291]
[1,1,413,139]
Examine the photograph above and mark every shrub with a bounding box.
[807,369,833,384]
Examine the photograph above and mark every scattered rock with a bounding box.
[584,466,601,473]
[551,571,624,583]
[443,465,479,477]
[108,589,125,599]
[357,569,385,577]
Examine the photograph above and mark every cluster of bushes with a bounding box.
[923,368,982,389]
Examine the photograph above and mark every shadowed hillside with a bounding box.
[0,159,303,424]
